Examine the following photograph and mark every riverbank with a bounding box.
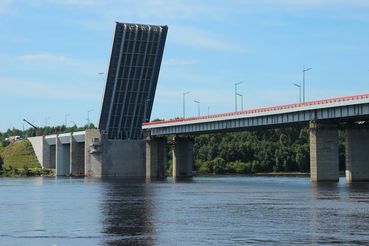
[1,167,54,177]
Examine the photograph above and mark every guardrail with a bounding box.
[143,93,369,126]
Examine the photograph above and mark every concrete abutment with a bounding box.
[85,129,146,177]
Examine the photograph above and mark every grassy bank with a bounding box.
[1,140,54,176]
[1,140,41,169]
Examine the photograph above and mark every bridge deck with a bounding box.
[143,94,369,135]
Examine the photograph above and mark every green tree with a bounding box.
[213,157,226,174]
[232,160,251,174]
[152,118,165,122]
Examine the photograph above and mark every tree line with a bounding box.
[168,127,346,174]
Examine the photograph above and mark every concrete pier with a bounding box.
[56,133,71,176]
[85,129,103,177]
[172,136,194,178]
[70,132,85,175]
[345,124,369,182]
[44,136,56,169]
[146,136,168,178]
[310,123,339,182]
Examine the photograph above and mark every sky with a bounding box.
[1,0,369,132]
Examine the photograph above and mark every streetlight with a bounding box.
[235,81,243,112]
[293,83,302,103]
[208,107,210,116]
[237,93,243,111]
[183,91,190,118]
[45,117,50,127]
[86,109,93,128]
[70,121,76,126]
[65,113,71,127]
[98,72,105,82]
[194,100,200,117]
[303,67,312,103]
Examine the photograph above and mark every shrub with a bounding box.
[213,157,226,174]
[233,160,252,174]
[199,160,214,174]
[23,164,30,176]
[2,140,10,147]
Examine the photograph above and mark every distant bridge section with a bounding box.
[98,22,168,140]
[143,94,369,135]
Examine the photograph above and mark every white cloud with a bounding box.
[13,52,104,77]
[18,53,67,61]
[0,77,101,101]
[0,52,105,101]
[252,0,369,7]
[47,0,95,6]
[0,0,13,14]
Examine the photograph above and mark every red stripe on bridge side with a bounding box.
[143,93,369,126]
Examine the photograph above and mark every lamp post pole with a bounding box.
[65,113,70,127]
[293,83,302,103]
[183,91,190,118]
[235,81,243,112]
[237,93,243,111]
[45,117,50,127]
[86,109,93,128]
[303,67,312,104]
[98,72,105,82]
[194,100,200,116]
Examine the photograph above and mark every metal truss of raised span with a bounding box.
[98,22,168,140]
[142,94,369,135]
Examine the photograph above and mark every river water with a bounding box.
[1,175,369,245]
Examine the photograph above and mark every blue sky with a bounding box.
[1,0,369,132]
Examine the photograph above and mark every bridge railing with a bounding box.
[143,93,369,126]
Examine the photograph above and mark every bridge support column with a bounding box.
[43,137,56,169]
[345,124,369,182]
[310,123,339,182]
[85,129,103,177]
[70,134,85,176]
[173,136,194,178]
[56,134,71,176]
[146,136,168,178]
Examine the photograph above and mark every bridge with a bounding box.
[143,94,369,135]
[143,94,369,183]
[26,21,369,183]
